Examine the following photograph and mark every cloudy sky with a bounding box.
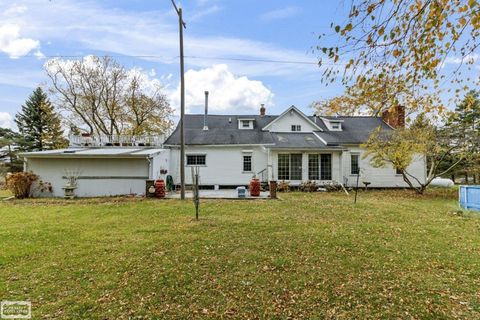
[0,0,353,129]
[0,0,470,130]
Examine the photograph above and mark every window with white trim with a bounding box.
[278,154,290,180]
[320,154,332,180]
[278,154,302,180]
[308,154,319,180]
[243,154,252,172]
[186,154,206,166]
[351,154,360,175]
[238,119,254,129]
[331,122,341,130]
[291,125,301,132]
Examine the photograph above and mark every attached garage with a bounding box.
[21,148,170,197]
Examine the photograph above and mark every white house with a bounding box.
[20,104,426,197]
[164,105,426,189]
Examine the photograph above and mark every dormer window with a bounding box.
[331,122,341,130]
[321,117,343,131]
[238,118,254,129]
[291,125,301,132]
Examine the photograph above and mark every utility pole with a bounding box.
[171,0,186,200]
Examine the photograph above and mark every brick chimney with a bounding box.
[382,105,405,128]
[260,104,266,117]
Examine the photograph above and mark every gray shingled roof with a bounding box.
[314,116,392,145]
[164,114,392,146]
[164,115,276,145]
[267,133,343,149]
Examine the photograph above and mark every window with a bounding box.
[331,123,341,130]
[277,154,303,180]
[320,154,332,180]
[243,154,252,172]
[291,125,301,132]
[308,154,319,180]
[278,154,290,180]
[290,154,302,180]
[239,119,253,129]
[186,154,206,166]
[351,154,360,175]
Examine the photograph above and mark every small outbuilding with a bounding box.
[21,148,170,197]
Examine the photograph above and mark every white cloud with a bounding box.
[0,0,316,77]
[169,64,274,114]
[0,112,13,129]
[189,5,221,21]
[0,24,40,58]
[5,4,28,15]
[444,54,479,65]
[261,6,301,22]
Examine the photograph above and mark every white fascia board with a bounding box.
[312,132,328,145]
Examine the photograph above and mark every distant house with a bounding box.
[20,104,426,197]
[164,104,426,188]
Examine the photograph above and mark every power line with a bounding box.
[0,54,343,65]
[184,55,319,65]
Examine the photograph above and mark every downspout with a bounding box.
[146,156,153,179]
[339,150,343,184]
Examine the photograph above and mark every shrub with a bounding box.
[299,180,318,192]
[323,181,343,192]
[277,180,290,192]
[5,172,38,199]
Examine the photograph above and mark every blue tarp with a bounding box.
[459,186,480,211]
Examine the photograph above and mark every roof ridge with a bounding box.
[319,115,381,118]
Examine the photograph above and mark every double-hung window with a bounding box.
[351,154,360,175]
[291,125,301,132]
[186,154,206,166]
[243,154,252,172]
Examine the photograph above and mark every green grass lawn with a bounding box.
[0,188,12,199]
[0,190,479,319]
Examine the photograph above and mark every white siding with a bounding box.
[169,146,268,186]
[26,157,154,197]
[341,146,426,187]
[150,149,170,180]
[266,109,319,132]
[169,145,426,188]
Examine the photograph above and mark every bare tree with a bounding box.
[45,56,173,136]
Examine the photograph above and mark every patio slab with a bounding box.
[165,189,271,199]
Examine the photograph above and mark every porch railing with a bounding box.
[257,168,268,184]
[69,132,171,148]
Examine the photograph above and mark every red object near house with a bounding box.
[381,105,405,128]
[249,178,261,197]
[154,179,166,198]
